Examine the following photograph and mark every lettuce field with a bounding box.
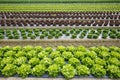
[0,0,120,80]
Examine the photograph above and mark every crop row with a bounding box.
[1,19,120,27]
[0,46,120,79]
[1,12,120,19]
[0,28,120,39]
[0,0,120,3]
[0,3,120,12]
[1,11,119,15]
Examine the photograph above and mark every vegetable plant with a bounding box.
[76,65,90,76]
[32,64,46,77]
[68,58,80,67]
[40,57,52,67]
[47,64,60,77]
[17,64,31,78]
[28,57,40,67]
[61,64,76,79]
[14,57,27,66]
[91,64,106,77]
[50,51,61,59]
[107,65,120,78]
[2,64,17,77]
[62,51,73,60]
[54,57,65,67]
[82,57,94,68]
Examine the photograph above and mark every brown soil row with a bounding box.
[0,26,119,30]
[0,39,120,47]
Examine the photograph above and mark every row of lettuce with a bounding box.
[0,45,120,79]
[0,0,120,3]
[0,3,120,12]
[0,28,120,39]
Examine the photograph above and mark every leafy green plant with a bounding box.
[48,34,53,39]
[87,34,92,39]
[34,46,43,53]
[14,35,19,39]
[61,64,75,79]
[68,57,80,67]
[109,33,116,39]
[71,34,77,39]
[40,34,45,39]
[62,51,73,60]
[102,33,108,39]
[117,33,120,39]
[79,34,85,38]
[76,65,90,76]
[50,51,61,59]
[40,57,52,67]
[12,46,22,52]
[110,51,120,60]
[28,57,40,67]
[30,34,36,39]
[55,34,59,38]
[98,51,110,60]
[8,35,14,39]
[2,64,17,77]
[14,57,27,66]
[45,47,53,53]
[0,34,4,39]
[47,64,60,77]
[74,51,85,60]
[94,58,106,66]
[4,50,15,57]
[92,34,99,39]
[107,65,120,78]
[15,51,26,57]
[91,64,106,77]
[77,46,87,52]
[32,64,46,77]
[62,29,67,34]
[22,35,27,39]
[38,51,48,59]
[56,46,66,52]
[54,57,65,67]
[86,51,97,59]
[70,29,74,34]
[67,46,76,53]
[17,64,31,78]
[82,57,94,68]
[23,45,34,52]
[65,32,70,36]
[108,58,120,66]
[1,57,14,67]
[26,50,36,59]
[109,46,119,52]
